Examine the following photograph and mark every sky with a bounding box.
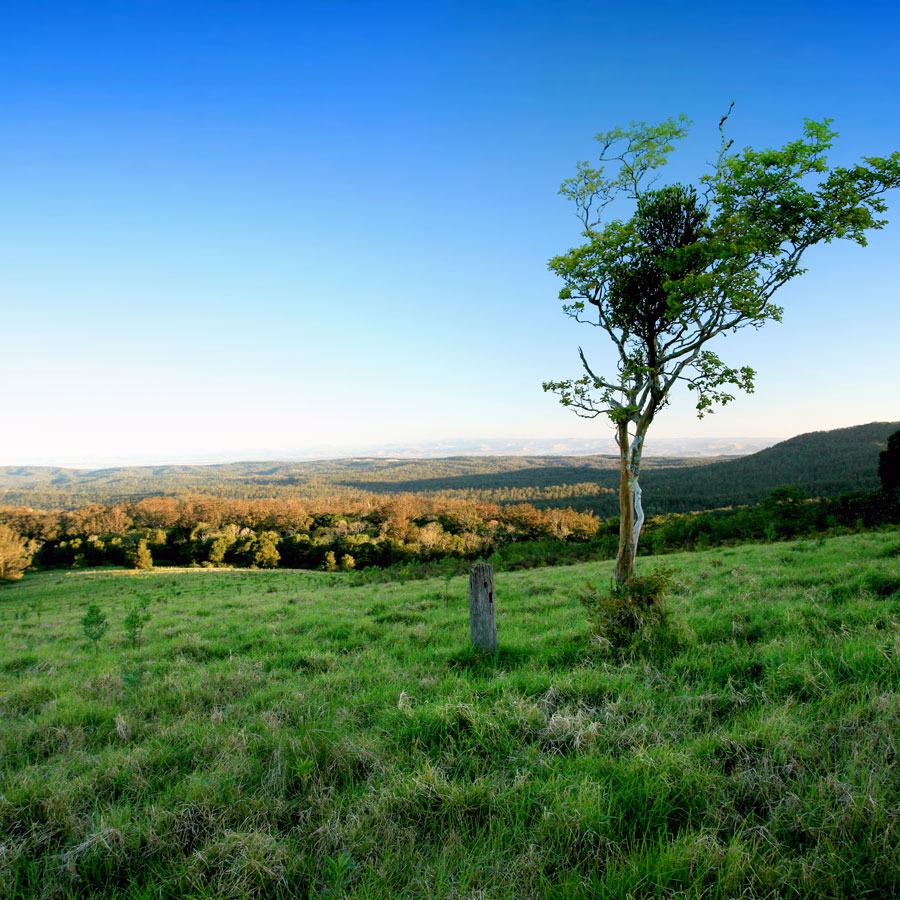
[2,0,899,466]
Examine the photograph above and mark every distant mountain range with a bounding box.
[0,422,896,515]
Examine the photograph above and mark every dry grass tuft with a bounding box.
[187,829,288,899]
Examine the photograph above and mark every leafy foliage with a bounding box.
[545,115,900,424]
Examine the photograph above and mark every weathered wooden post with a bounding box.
[468,563,497,653]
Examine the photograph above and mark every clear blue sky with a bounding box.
[2,0,899,465]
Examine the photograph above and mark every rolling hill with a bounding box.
[0,421,896,515]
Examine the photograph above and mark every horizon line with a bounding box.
[1,434,788,470]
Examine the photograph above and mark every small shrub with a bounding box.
[579,567,677,654]
[80,604,109,652]
[121,661,146,702]
[123,596,151,648]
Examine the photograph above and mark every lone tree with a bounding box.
[545,110,900,586]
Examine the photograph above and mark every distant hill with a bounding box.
[328,422,900,516]
[0,422,896,514]
[638,421,899,514]
[0,453,717,508]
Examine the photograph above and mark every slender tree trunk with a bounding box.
[614,422,647,587]
[614,422,635,586]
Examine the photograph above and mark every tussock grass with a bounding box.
[1,531,899,898]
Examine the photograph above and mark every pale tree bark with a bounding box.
[614,422,647,587]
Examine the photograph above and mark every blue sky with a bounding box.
[2,0,899,465]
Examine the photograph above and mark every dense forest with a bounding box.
[1,423,897,578]
[2,480,898,579]
[0,493,600,573]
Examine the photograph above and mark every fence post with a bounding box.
[468,563,497,653]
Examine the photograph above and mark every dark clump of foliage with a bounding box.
[579,566,678,655]
[880,428,900,495]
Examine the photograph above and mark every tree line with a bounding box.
[0,494,599,575]
[1,481,898,583]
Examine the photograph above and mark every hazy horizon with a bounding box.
[0,434,786,470]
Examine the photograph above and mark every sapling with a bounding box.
[80,603,109,653]
[121,661,145,701]
[28,596,44,624]
[123,596,151,648]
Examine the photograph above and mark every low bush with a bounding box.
[579,567,678,654]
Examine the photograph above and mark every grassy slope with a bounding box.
[2,531,900,899]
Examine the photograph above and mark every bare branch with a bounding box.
[577,347,626,401]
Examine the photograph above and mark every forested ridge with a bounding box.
[353,423,898,516]
[0,453,706,509]
[2,422,895,515]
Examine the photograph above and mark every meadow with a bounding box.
[2,530,900,899]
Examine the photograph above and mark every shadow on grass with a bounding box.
[441,645,533,672]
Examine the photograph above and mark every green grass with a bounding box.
[2,530,900,899]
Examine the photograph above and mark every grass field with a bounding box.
[2,531,900,899]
